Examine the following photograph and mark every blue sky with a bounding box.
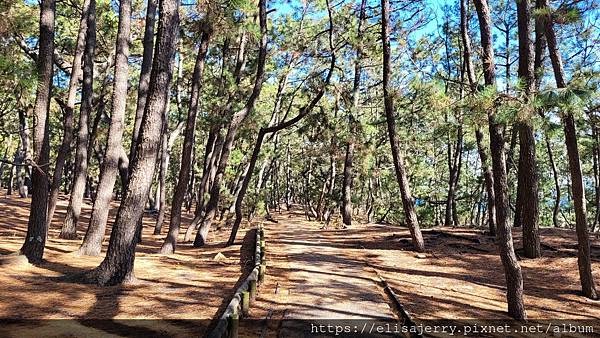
[268,0,450,42]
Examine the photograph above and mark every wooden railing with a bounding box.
[207,224,266,338]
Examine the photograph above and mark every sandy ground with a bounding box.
[0,194,255,337]
[1,196,599,337]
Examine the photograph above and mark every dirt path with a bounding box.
[238,209,600,337]
[242,210,398,337]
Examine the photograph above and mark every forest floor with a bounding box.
[0,195,599,338]
[0,194,256,337]
[242,209,600,337]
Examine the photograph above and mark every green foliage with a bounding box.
[3,0,600,234]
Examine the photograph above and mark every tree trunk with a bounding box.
[7,155,15,195]
[194,127,222,217]
[193,0,268,247]
[515,0,540,258]
[153,132,169,235]
[129,0,157,164]
[446,126,463,227]
[545,135,560,228]
[79,0,132,256]
[14,109,30,198]
[452,129,463,227]
[228,1,335,244]
[473,0,526,319]
[445,137,455,227]
[20,0,55,264]
[47,0,92,225]
[160,30,211,253]
[593,123,600,230]
[341,0,366,226]
[284,143,292,210]
[0,136,10,189]
[185,150,196,212]
[460,0,496,236]
[60,0,96,240]
[323,155,337,223]
[79,0,179,285]
[541,0,598,299]
[342,141,355,225]
[16,109,30,198]
[48,101,73,224]
[381,0,424,252]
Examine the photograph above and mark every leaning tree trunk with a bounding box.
[184,129,223,241]
[79,0,180,286]
[541,1,598,299]
[60,0,96,240]
[79,0,132,256]
[189,31,248,232]
[48,100,73,223]
[227,28,336,245]
[20,0,55,264]
[47,0,92,225]
[381,0,424,252]
[152,117,184,234]
[119,0,157,244]
[227,13,336,244]
[193,0,268,247]
[460,0,496,236]
[189,40,230,221]
[473,0,526,320]
[160,29,211,254]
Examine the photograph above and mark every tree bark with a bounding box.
[592,122,600,230]
[20,0,55,264]
[47,0,92,225]
[0,136,10,189]
[160,29,211,254]
[545,135,561,228]
[80,0,180,285]
[153,131,169,235]
[541,0,598,299]
[193,0,268,247]
[445,127,463,227]
[473,0,526,319]
[16,109,30,198]
[183,128,223,241]
[284,143,292,210]
[60,0,96,240]
[79,0,132,256]
[381,0,424,252]
[129,0,157,164]
[151,116,184,235]
[515,0,540,258]
[460,0,496,236]
[227,44,336,244]
[341,0,367,226]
